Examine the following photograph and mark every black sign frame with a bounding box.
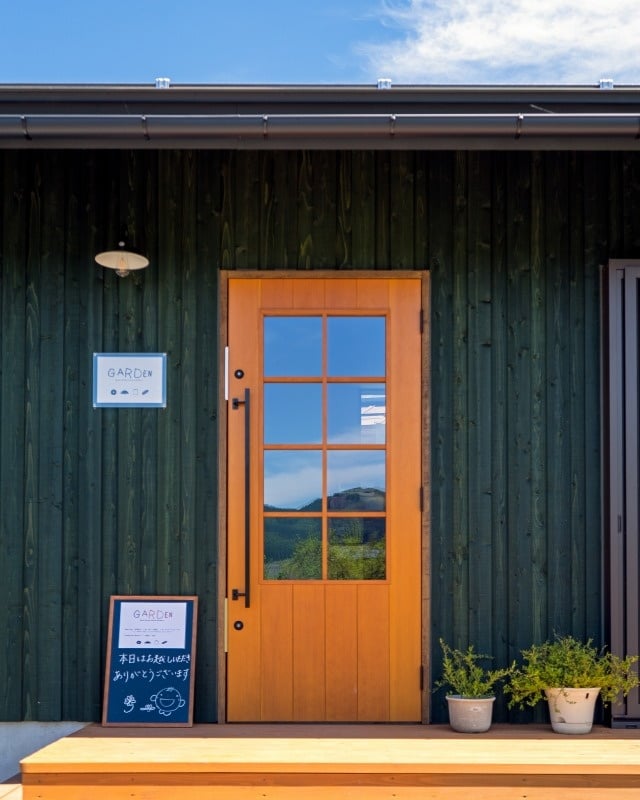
[102,595,197,727]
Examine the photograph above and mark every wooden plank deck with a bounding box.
[0,781,21,800]
[19,723,640,800]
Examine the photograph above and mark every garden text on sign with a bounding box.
[102,595,197,726]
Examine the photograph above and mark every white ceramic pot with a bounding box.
[544,687,601,734]
[446,695,495,733]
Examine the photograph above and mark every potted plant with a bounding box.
[505,634,640,734]
[435,638,512,733]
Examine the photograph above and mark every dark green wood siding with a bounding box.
[0,149,637,723]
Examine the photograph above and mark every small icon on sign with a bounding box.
[123,694,136,714]
[150,687,186,717]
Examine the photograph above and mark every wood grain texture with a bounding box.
[292,584,326,721]
[0,148,630,726]
[225,276,422,722]
[0,784,21,800]
[325,586,358,721]
[18,724,640,799]
[0,152,28,720]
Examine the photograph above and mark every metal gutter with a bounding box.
[1,84,639,150]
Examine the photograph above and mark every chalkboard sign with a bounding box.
[102,595,197,726]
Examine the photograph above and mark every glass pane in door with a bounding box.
[328,518,386,580]
[327,451,386,511]
[264,518,322,579]
[263,315,387,583]
[264,451,322,511]
[328,384,386,444]
[264,317,322,376]
[327,317,386,376]
[264,384,322,444]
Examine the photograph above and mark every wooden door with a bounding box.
[226,276,423,722]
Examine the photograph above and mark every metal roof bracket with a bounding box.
[21,115,31,140]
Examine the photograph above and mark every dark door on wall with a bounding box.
[226,275,423,722]
[604,259,640,725]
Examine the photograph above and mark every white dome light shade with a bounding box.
[95,241,149,277]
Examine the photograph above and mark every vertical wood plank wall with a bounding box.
[0,149,636,723]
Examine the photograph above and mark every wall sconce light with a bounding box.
[95,241,149,278]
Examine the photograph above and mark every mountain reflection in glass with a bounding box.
[264,451,322,511]
[328,384,385,444]
[264,317,322,376]
[262,314,387,583]
[327,451,385,511]
[328,518,386,580]
[264,384,322,444]
[264,518,322,579]
[328,317,385,376]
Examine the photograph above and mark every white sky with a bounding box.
[363,0,640,85]
[0,1,638,85]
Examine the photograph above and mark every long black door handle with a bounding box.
[231,387,251,608]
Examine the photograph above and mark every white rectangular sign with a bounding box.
[93,353,167,407]
[117,601,187,650]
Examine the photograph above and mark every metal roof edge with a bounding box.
[2,82,640,102]
[1,83,639,150]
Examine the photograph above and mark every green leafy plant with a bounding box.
[505,634,640,709]
[435,639,512,698]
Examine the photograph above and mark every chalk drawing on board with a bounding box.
[149,687,186,717]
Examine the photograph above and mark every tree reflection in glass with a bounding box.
[264,518,322,580]
[262,314,388,583]
[328,518,386,580]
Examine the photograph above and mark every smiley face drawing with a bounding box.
[149,686,186,717]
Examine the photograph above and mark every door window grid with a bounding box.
[262,314,387,581]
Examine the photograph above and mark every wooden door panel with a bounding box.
[260,277,291,308]
[292,278,327,309]
[324,278,358,307]
[325,586,358,721]
[261,584,293,721]
[357,278,390,307]
[356,585,390,721]
[226,600,261,721]
[388,280,423,719]
[292,585,326,720]
[227,275,423,722]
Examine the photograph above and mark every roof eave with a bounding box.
[1,83,639,150]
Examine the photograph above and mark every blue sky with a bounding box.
[1,0,639,86]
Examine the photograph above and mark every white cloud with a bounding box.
[359,0,640,85]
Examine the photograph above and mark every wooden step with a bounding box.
[20,724,640,800]
[0,779,22,800]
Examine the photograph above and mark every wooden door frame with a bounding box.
[216,270,431,722]
[603,259,640,725]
